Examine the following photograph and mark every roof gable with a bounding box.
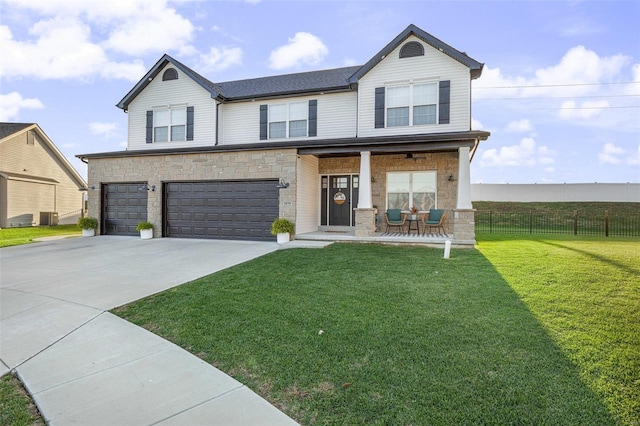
[116,54,223,110]
[117,24,483,108]
[0,122,87,189]
[349,24,484,83]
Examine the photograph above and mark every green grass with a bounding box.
[0,374,44,426]
[477,235,640,425]
[473,201,640,215]
[0,225,81,248]
[473,202,640,236]
[114,240,639,425]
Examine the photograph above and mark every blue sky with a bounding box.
[2,0,639,184]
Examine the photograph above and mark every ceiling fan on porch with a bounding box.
[406,153,426,160]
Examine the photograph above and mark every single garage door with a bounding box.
[102,183,148,235]
[164,180,279,241]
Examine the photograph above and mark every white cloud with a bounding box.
[598,142,639,165]
[471,118,484,130]
[198,47,243,72]
[89,122,119,138]
[0,92,44,121]
[102,3,195,56]
[480,137,555,168]
[269,32,328,70]
[0,0,216,81]
[628,145,640,166]
[558,99,609,120]
[0,20,146,81]
[474,46,631,98]
[505,119,533,133]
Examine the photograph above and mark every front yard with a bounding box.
[114,237,639,425]
[0,225,81,248]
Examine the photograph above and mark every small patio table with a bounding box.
[406,217,421,234]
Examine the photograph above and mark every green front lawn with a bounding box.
[0,374,44,426]
[115,238,639,425]
[0,225,81,248]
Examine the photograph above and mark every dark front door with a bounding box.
[163,180,279,241]
[328,175,359,226]
[102,183,148,235]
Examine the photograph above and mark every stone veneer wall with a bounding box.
[87,149,298,236]
[319,152,460,234]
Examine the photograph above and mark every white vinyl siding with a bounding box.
[220,92,357,145]
[127,64,216,150]
[358,35,471,137]
[295,154,320,233]
[0,129,85,227]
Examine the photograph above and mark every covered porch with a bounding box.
[295,227,466,248]
[293,131,488,247]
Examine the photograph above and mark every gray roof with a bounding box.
[0,122,33,140]
[350,24,484,82]
[217,66,360,100]
[117,24,484,109]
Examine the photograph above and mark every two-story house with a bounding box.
[79,24,489,245]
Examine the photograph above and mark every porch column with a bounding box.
[453,146,476,245]
[456,146,472,209]
[358,151,372,208]
[355,151,375,237]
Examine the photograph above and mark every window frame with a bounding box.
[153,106,187,142]
[385,81,438,128]
[386,171,437,212]
[268,101,308,139]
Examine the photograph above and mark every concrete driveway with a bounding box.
[0,236,298,425]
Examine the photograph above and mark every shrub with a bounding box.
[136,222,154,231]
[77,217,98,230]
[271,218,295,235]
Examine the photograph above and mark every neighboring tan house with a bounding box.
[78,24,490,245]
[0,123,87,228]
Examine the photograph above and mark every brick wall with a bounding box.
[87,149,297,235]
[319,152,459,234]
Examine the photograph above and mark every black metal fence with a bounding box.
[475,210,640,237]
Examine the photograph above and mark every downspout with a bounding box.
[470,138,479,163]
[215,102,220,145]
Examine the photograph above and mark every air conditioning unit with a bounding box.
[40,212,59,226]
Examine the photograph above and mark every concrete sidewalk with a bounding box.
[1,236,299,425]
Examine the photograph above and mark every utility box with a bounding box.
[40,212,59,226]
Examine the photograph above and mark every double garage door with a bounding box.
[165,180,279,241]
[103,180,278,241]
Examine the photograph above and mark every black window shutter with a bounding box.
[308,100,317,137]
[146,111,153,143]
[439,80,450,124]
[186,106,194,141]
[259,105,268,140]
[375,87,385,128]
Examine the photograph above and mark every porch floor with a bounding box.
[295,228,473,247]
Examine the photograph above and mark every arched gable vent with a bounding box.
[162,68,178,81]
[399,41,424,58]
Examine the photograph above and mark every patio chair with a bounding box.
[423,209,446,235]
[385,209,406,233]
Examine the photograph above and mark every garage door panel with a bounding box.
[103,182,147,236]
[165,180,278,241]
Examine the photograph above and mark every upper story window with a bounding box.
[154,107,186,142]
[162,68,178,81]
[146,106,194,143]
[386,82,437,127]
[399,41,424,58]
[375,80,449,128]
[260,100,317,140]
[268,102,308,139]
